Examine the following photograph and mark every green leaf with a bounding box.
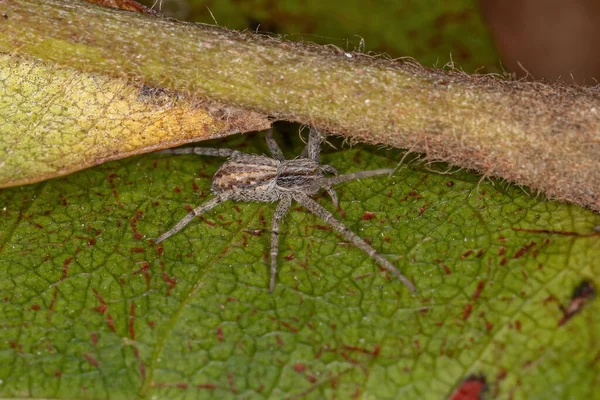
[0,53,270,187]
[1,130,598,399]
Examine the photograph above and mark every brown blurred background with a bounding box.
[481,0,600,84]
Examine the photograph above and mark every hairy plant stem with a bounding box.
[0,0,599,211]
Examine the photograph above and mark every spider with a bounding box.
[155,127,417,294]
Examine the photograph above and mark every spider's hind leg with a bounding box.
[292,191,417,293]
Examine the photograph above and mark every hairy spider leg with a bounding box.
[320,168,395,209]
[156,147,241,158]
[323,169,395,186]
[270,195,292,293]
[265,128,286,161]
[307,127,322,161]
[155,194,229,244]
[292,191,417,293]
[325,187,339,208]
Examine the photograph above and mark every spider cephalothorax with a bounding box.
[155,128,416,293]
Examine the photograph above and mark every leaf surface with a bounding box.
[1,132,598,399]
[0,54,270,187]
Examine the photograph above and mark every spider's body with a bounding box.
[156,128,417,294]
[212,156,326,201]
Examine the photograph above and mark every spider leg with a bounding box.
[270,195,292,293]
[266,128,286,161]
[155,194,229,244]
[292,192,417,293]
[324,168,394,186]
[307,127,322,161]
[321,165,338,175]
[156,147,241,158]
[325,186,339,208]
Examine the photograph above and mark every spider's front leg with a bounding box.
[155,147,240,158]
[269,195,292,293]
[265,128,286,161]
[299,127,324,160]
[155,194,230,244]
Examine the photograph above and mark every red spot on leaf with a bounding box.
[361,211,376,221]
[130,247,145,253]
[133,262,151,286]
[485,321,493,331]
[281,321,299,333]
[558,280,595,327]
[62,257,73,280]
[515,320,522,331]
[107,173,122,206]
[31,303,40,311]
[472,280,486,300]
[92,289,107,314]
[139,361,146,380]
[461,250,473,259]
[55,370,63,377]
[514,241,536,259]
[498,246,506,255]
[293,363,306,372]
[106,314,116,333]
[462,304,473,320]
[499,257,507,266]
[276,334,284,346]
[83,353,99,368]
[129,210,144,240]
[160,262,177,295]
[216,325,224,342]
[343,344,381,357]
[450,375,487,400]
[91,332,98,346]
[227,373,237,394]
[498,236,505,242]
[48,287,59,316]
[197,383,218,390]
